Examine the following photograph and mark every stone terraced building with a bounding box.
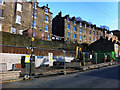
[0,0,53,41]
[52,12,106,45]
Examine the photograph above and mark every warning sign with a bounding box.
[48,53,53,61]
[25,55,30,63]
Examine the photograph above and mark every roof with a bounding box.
[89,37,115,52]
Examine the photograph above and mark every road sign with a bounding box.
[48,53,53,61]
[25,55,30,63]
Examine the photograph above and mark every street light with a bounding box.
[63,50,66,75]
[29,0,36,77]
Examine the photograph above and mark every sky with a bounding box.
[37,2,118,31]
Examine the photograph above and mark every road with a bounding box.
[2,65,120,88]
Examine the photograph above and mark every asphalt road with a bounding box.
[2,65,120,88]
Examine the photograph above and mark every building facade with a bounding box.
[104,30,118,43]
[0,0,52,41]
[52,12,104,44]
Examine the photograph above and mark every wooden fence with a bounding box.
[1,45,74,57]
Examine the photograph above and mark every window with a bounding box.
[85,30,86,34]
[67,18,69,21]
[17,3,22,12]
[80,23,82,27]
[0,23,2,31]
[89,31,91,35]
[74,21,76,24]
[84,36,86,41]
[34,10,37,17]
[67,24,70,29]
[17,0,22,2]
[0,0,4,4]
[80,29,82,33]
[45,8,48,13]
[89,37,91,42]
[48,35,50,40]
[45,15,48,22]
[97,32,98,36]
[19,30,23,35]
[0,9,3,17]
[93,37,95,41]
[93,27,95,30]
[74,26,76,31]
[16,15,21,24]
[93,31,95,35]
[11,28,16,34]
[85,24,86,28]
[79,36,81,40]
[100,33,101,36]
[69,40,70,44]
[45,25,48,32]
[74,34,76,39]
[34,3,37,9]
[67,32,69,37]
[34,21,36,28]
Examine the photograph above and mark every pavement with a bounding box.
[1,64,120,88]
[0,62,118,83]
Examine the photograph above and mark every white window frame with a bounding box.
[74,34,76,39]
[16,15,21,24]
[45,15,48,22]
[67,32,69,37]
[79,36,81,40]
[19,30,23,35]
[85,30,87,34]
[34,3,37,9]
[11,27,16,34]
[80,29,82,33]
[34,21,36,28]
[34,10,37,18]
[74,26,76,32]
[17,3,22,12]
[45,25,48,32]
[80,23,82,27]
[85,24,86,28]
[45,8,48,14]
[67,24,70,30]
[48,35,50,40]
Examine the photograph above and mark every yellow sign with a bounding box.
[25,55,30,63]
[32,37,34,41]
[48,53,53,61]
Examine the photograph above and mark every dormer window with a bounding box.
[80,23,82,27]
[74,21,76,24]
[45,8,48,13]
[89,25,91,29]
[67,18,69,21]
[85,24,87,28]
[34,3,37,9]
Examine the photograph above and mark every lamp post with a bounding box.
[29,0,36,76]
[63,50,66,75]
